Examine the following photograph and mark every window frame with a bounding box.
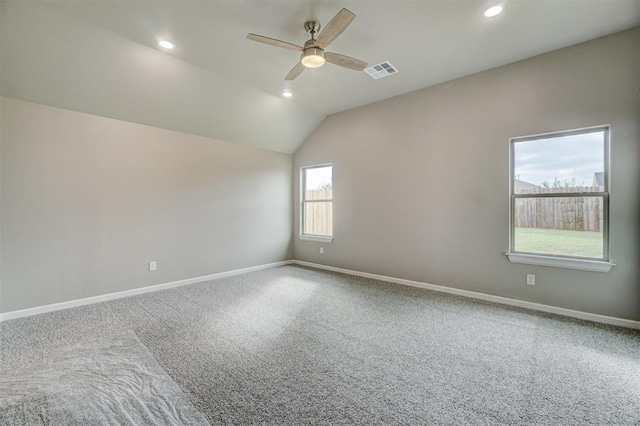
[299,163,333,243]
[506,125,614,272]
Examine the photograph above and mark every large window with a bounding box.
[300,164,333,242]
[507,126,612,272]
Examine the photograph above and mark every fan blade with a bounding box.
[247,33,302,51]
[285,62,306,80]
[315,8,355,49]
[325,52,367,71]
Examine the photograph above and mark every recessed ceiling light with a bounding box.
[484,4,504,18]
[282,91,293,98]
[158,40,175,49]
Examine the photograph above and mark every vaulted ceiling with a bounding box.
[2,1,638,153]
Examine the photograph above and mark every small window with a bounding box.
[507,126,612,272]
[300,164,333,242]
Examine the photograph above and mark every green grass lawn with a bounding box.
[514,227,603,258]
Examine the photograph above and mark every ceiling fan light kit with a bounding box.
[301,45,326,68]
[247,8,367,80]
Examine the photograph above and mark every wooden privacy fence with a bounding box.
[514,186,603,232]
[306,187,603,234]
[304,189,332,236]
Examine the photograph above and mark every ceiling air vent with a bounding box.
[364,61,398,79]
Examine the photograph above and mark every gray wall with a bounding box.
[1,97,293,313]
[293,28,640,320]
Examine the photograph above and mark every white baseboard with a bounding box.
[3,258,638,330]
[292,260,640,330]
[0,260,295,322]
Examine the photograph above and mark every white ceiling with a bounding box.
[2,0,639,152]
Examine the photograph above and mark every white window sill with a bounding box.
[505,252,614,273]
[299,235,333,243]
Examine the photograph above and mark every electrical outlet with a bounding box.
[149,261,157,271]
[526,274,535,286]
[320,247,324,254]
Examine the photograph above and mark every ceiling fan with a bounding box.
[247,8,367,80]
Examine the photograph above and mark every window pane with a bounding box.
[514,196,603,258]
[304,166,332,200]
[303,201,332,236]
[514,131,604,194]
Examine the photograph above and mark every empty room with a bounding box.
[1,1,639,424]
